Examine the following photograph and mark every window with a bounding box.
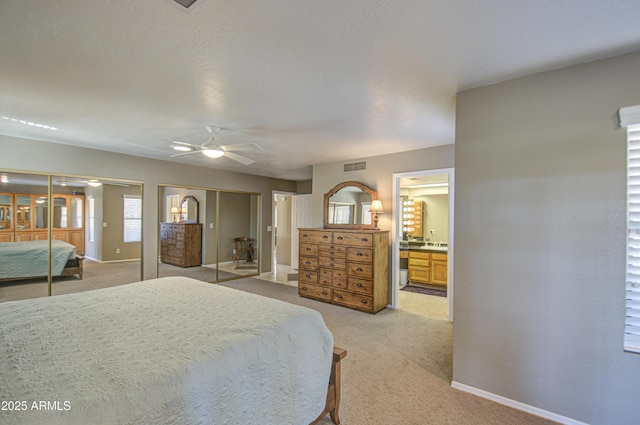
[123,195,141,243]
[88,196,95,242]
[622,104,640,353]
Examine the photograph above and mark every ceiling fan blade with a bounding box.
[219,143,262,152]
[223,151,255,165]
[170,150,200,158]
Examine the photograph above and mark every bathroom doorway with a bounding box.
[392,168,454,321]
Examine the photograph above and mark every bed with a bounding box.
[0,240,83,281]
[0,276,345,425]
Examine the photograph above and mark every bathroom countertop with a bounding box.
[399,244,448,253]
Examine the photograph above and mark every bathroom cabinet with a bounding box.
[408,249,447,286]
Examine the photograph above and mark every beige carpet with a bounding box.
[219,278,557,425]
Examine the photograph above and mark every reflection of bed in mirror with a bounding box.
[1,276,346,425]
[0,240,83,282]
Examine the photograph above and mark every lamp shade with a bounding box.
[370,200,384,213]
[170,207,179,214]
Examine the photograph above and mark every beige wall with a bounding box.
[454,51,640,423]
[0,136,297,278]
[312,145,455,231]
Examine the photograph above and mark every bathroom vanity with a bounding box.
[403,246,448,286]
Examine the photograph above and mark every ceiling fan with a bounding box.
[169,126,262,165]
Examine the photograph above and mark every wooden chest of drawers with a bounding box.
[160,222,202,267]
[298,228,389,313]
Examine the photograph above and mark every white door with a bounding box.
[291,194,313,267]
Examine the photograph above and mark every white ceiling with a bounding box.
[1,0,639,181]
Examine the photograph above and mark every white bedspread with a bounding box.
[0,277,334,425]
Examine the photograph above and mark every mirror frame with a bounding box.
[323,181,377,229]
[180,195,199,223]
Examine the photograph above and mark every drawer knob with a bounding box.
[302,233,308,237]
[305,273,311,278]
[305,247,311,251]
[330,263,335,267]
[302,287,308,291]
[337,294,343,299]
[361,299,368,304]
[322,235,329,239]
[305,261,311,265]
[357,252,363,256]
[361,238,368,242]
[357,283,363,288]
[337,236,344,240]
[322,291,328,295]
[356,267,364,272]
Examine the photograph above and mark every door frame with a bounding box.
[391,167,455,321]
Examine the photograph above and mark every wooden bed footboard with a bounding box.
[310,346,347,425]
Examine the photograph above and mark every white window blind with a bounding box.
[123,195,142,243]
[626,123,640,353]
[88,196,95,242]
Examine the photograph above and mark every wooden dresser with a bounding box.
[298,228,389,313]
[160,222,202,267]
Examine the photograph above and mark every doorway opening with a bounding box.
[271,191,311,286]
[392,168,454,321]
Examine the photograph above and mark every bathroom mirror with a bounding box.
[324,181,377,229]
[180,195,199,223]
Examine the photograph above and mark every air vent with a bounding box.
[172,0,199,9]
[343,161,367,172]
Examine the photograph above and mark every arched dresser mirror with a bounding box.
[180,195,199,223]
[323,181,377,229]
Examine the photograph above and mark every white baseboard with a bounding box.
[450,381,588,425]
[84,256,141,264]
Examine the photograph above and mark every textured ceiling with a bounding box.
[1,0,640,180]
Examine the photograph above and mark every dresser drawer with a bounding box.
[347,247,373,263]
[333,232,374,247]
[299,243,318,256]
[299,230,333,244]
[319,268,347,289]
[319,245,347,258]
[348,277,373,295]
[333,289,374,312]
[348,262,373,279]
[300,256,319,269]
[298,269,318,284]
[319,256,346,269]
[299,283,332,301]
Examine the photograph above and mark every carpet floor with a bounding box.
[219,278,557,425]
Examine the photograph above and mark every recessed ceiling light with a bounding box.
[2,116,57,131]
[87,180,102,187]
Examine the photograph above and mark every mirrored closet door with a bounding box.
[0,171,143,303]
[158,185,260,283]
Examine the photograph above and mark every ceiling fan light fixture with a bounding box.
[202,148,224,158]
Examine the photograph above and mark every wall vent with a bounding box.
[343,161,367,173]
[172,0,199,9]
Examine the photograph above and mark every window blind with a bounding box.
[123,195,142,243]
[626,124,640,353]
